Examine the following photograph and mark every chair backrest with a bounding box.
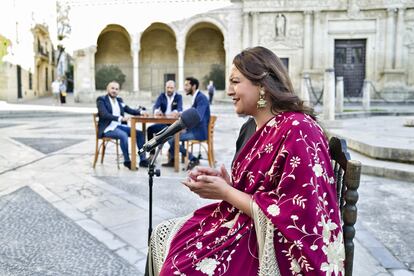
[93,113,99,139]
[329,137,361,276]
[208,115,217,144]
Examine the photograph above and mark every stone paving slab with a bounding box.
[0,186,140,276]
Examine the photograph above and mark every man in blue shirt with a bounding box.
[162,77,210,170]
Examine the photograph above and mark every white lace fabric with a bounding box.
[149,215,191,276]
[251,199,281,276]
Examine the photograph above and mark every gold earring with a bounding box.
[257,87,267,109]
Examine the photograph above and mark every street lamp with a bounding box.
[56,0,71,79]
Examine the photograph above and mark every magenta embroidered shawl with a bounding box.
[159,112,345,276]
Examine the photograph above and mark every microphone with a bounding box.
[139,108,201,154]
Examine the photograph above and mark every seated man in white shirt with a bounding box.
[96,80,149,169]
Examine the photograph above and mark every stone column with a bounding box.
[395,7,405,69]
[73,46,96,103]
[323,68,335,121]
[300,74,311,105]
[131,34,140,92]
[362,80,371,111]
[335,76,344,113]
[312,10,321,69]
[224,40,230,98]
[303,11,312,70]
[385,8,396,69]
[409,47,414,86]
[177,40,185,92]
[251,12,259,46]
[243,12,250,49]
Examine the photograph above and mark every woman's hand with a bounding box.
[182,175,231,200]
[187,165,231,185]
[183,164,252,217]
[182,165,232,200]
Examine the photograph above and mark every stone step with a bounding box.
[348,149,414,183]
[343,135,414,163]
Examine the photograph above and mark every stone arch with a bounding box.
[184,21,226,90]
[140,22,177,94]
[95,24,133,91]
[181,16,227,45]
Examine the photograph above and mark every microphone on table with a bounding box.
[138,108,201,154]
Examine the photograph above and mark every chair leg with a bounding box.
[101,142,106,164]
[115,140,120,169]
[181,141,186,164]
[93,140,99,168]
[209,143,215,168]
[185,141,190,167]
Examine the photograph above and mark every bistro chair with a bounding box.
[92,113,120,169]
[185,115,217,168]
[329,136,361,276]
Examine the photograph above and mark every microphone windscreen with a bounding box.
[180,108,201,129]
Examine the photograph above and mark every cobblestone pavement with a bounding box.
[0,100,413,275]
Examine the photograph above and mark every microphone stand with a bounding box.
[147,145,161,244]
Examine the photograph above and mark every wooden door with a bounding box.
[334,39,366,97]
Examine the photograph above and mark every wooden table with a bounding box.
[130,115,180,172]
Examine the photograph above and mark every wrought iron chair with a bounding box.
[329,136,361,276]
[92,113,120,169]
[185,115,217,168]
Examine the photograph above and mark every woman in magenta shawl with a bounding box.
[148,47,345,276]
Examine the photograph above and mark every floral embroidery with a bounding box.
[290,258,301,273]
[195,258,219,276]
[320,233,345,275]
[312,163,323,177]
[264,143,273,153]
[292,120,300,126]
[267,204,280,216]
[268,118,277,127]
[290,156,301,168]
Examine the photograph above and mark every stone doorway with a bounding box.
[334,39,366,97]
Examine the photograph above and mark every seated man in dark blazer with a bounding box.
[96,80,149,169]
[147,80,183,156]
[162,77,210,171]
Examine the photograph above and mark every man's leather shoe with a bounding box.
[123,161,137,170]
[139,159,149,168]
[161,159,175,167]
[186,158,200,171]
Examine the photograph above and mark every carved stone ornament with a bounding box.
[275,13,286,37]
[347,0,360,18]
[260,13,303,49]
[404,23,414,48]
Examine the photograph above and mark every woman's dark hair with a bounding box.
[233,46,314,118]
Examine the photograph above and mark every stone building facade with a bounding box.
[0,0,57,102]
[40,0,414,102]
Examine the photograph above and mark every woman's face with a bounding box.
[227,65,260,116]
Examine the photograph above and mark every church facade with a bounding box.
[2,0,413,103]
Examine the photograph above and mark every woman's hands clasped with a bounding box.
[182,165,232,201]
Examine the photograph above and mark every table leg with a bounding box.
[142,122,146,141]
[174,132,179,172]
[131,118,137,171]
